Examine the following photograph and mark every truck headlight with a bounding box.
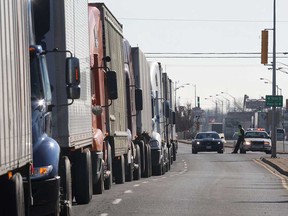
[32,165,53,178]
[196,141,201,145]
[149,140,161,150]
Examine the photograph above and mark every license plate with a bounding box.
[206,146,212,150]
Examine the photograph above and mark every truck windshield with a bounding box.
[30,55,44,100]
[30,53,52,102]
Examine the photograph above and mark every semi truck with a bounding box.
[123,39,145,180]
[30,0,93,215]
[149,62,170,175]
[90,2,139,184]
[0,1,33,215]
[131,47,153,178]
[1,0,76,215]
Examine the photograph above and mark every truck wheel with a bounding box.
[165,149,170,172]
[59,156,72,216]
[114,155,125,184]
[147,145,152,177]
[133,145,141,180]
[172,143,177,161]
[94,167,104,194]
[125,153,133,182]
[142,144,151,178]
[2,173,25,216]
[74,149,93,204]
[192,148,198,154]
[91,152,104,194]
[137,141,145,178]
[153,158,163,176]
[170,146,173,165]
[104,143,112,190]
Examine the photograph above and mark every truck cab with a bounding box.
[26,45,61,216]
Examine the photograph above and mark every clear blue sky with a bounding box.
[97,0,288,109]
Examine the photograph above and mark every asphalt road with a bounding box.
[72,142,288,216]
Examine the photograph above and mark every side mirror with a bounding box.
[66,57,80,99]
[135,88,143,111]
[172,111,176,124]
[164,100,170,118]
[106,71,118,100]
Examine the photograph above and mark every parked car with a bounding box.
[240,130,271,154]
[192,131,224,154]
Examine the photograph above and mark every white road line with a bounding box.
[100,213,108,216]
[124,190,133,194]
[133,184,140,187]
[142,181,149,184]
[112,198,122,205]
[254,159,288,190]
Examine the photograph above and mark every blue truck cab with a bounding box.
[26,45,61,215]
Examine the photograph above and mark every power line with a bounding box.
[144,52,288,59]
[119,17,288,23]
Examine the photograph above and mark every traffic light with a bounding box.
[261,30,268,65]
[197,96,200,107]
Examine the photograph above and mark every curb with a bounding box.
[260,157,288,177]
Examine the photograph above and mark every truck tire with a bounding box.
[74,149,93,204]
[1,173,25,216]
[147,145,152,177]
[170,146,173,165]
[167,148,171,171]
[104,143,112,190]
[142,144,151,178]
[91,152,104,194]
[172,143,177,161]
[136,141,146,178]
[59,156,72,216]
[133,144,141,180]
[153,158,163,176]
[125,153,133,182]
[114,155,125,184]
[94,166,104,194]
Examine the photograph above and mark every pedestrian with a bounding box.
[232,124,245,153]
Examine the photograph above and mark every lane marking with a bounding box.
[133,184,140,187]
[142,181,149,184]
[112,198,122,205]
[124,190,133,194]
[254,159,288,190]
[100,214,108,216]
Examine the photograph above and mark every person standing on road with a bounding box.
[232,124,245,153]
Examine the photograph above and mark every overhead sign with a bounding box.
[265,95,283,107]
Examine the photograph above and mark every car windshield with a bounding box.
[196,133,220,139]
[244,132,269,138]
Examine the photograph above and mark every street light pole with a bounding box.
[191,84,197,108]
[271,0,277,158]
[174,81,190,109]
[221,91,237,111]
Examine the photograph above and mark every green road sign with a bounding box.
[265,95,283,107]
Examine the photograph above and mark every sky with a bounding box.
[101,0,288,109]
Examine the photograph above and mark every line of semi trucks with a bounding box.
[0,1,178,215]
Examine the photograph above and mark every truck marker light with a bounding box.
[32,165,53,178]
[75,67,79,81]
[8,171,12,179]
